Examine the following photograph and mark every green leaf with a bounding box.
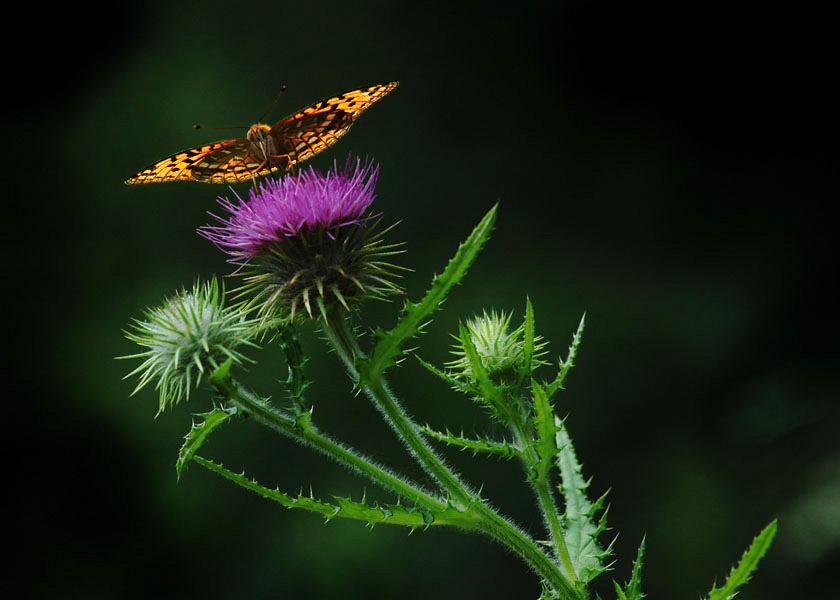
[546,314,585,398]
[278,325,310,413]
[531,381,561,484]
[538,584,563,600]
[176,406,238,479]
[556,416,612,584]
[522,296,536,376]
[210,358,234,384]
[704,519,777,600]
[194,456,475,530]
[420,424,521,458]
[415,355,477,396]
[361,204,497,381]
[613,538,645,600]
[458,322,504,403]
[454,320,518,424]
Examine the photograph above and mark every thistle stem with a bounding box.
[509,416,577,583]
[472,502,579,599]
[320,307,579,598]
[321,307,473,507]
[210,368,446,511]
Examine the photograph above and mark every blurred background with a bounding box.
[9,1,838,598]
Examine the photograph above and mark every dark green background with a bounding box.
[12,1,838,599]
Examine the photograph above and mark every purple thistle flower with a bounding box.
[201,157,380,257]
[199,156,403,322]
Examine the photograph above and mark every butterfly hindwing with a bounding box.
[271,110,356,167]
[190,141,278,183]
[125,140,246,184]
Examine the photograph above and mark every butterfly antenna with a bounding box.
[258,85,288,123]
[193,124,249,130]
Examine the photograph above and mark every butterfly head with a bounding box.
[246,123,277,165]
[246,123,272,144]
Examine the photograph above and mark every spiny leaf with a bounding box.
[193,456,473,529]
[458,322,504,402]
[556,416,611,584]
[415,355,477,395]
[210,358,234,384]
[531,381,561,484]
[704,519,777,600]
[361,204,497,381]
[420,424,521,458]
[546,313,585,398]
[538,584,563,600]
[455,320,513,422]
[613,538,645,600]
[176,406,238,480]
[522,296,536,377]
[278,325,310,413]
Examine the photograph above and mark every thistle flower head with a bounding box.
[448,310,548,385]
[121,278,260,413]
[199,156,402,322]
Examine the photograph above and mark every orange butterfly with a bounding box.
[125,82,398,184]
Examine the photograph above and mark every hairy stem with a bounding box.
[321,307,474,507]
[473,502,579,599]
[320,307,579,598]
[509,415,577,583]
[210,368,446,511]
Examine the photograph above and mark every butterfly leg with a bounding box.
[268,154,294,175]
[240,158,267,189]
[250,163,267,190]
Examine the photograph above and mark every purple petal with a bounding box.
[199,156,379,257]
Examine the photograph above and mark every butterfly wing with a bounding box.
[270,111,356,168]
[125,139,277,184]
[270,81,398,168]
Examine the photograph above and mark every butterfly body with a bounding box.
[245,123,288,170]
[125,82,398,185]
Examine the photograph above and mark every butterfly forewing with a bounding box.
[269,82,398,170]
[125,81,398,185]
[274,82,400,124]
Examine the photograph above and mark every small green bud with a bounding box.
[120,277,260,413]
[448,310,548,385]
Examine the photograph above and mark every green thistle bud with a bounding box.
[448,310,548,385]
[120,277,260,413]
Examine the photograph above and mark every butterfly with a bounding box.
[125,81,398,184]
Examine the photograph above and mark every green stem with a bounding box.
[509,416,577,583]
[536,483,576,582]
[321,308,473,508]
[320,307,579,598]
[473,502,579,599]
[364,376,473,507]
[210,369,446,511]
